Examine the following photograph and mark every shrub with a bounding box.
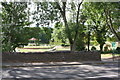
[116,47,120,54]
[76,46,86,51]
[104,43,112,51]
[91,46,96,51]
[104,46,109,51]
[61,44,70,47]
[101,50,113,54]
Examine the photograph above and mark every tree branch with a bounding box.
[104,9,120,40]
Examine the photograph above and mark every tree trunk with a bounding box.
[88,31,90,51]
[100,43,104,51]
[8,35,12,52]
[71,39,77,51]
[70,44,74,51]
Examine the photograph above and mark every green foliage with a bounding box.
[33,2,60,27]
[116,47,120,54]
[2,2,118,52]
[101,50,113,54]
[75,29,87,51]
[22,27,53,44]
[40,27,53,44]
[51,22,68,45]
[1,2,54,52]
[89,2,120,41]
[82,2,109,51]
[104,46,109,51]
[1,2,31,52]
[91,46,96,51]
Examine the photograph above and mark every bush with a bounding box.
[18,45,24,48]
[104,43,112,51]
[61,44,70,47]
[116,47,120,54]
[101,50,113,54]
[104,46,109,51]
[91,46,96,51]
[76,46,86,51]
[101,47,120,54]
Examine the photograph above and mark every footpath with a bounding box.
[2,57,120,80]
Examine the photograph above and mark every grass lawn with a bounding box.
[17,48,50,52]
[56,47,70,51]
[101,53,120,58]
[16,46,70,52]
[24,46,54,49]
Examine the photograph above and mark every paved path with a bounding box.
[2,57,120,80]
[2,61,119,80]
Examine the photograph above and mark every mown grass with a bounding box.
[101,53,120,58]
[24,46,55,49]
[17,48,50,52]
[16,46,70,52]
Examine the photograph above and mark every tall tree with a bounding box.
[82,2,108,51]
[56,1,84,51]
[51,22,68,45]
[103,2,120,41]
[1,2,31,52]
[33,1,85,51]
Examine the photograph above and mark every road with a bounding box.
[2,61,120,80]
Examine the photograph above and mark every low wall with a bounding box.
[2,51,101,63]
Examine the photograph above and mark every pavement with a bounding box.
[1,57,120,80]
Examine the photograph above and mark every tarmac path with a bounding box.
[2,61,120,80]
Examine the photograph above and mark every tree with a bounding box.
[82,2,110,51]
[92,2,120,50]
[21,27,53,44]
[51,22,68,45]
[40,27,53,44]
[1,2,31,52]
[56,1,84,51]
[67,16,87,51]
[103,2,120,41]
[33,2,60,27]
[33,1,85,51]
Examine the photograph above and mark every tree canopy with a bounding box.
[1,2,31,52]
[1,1,120,52]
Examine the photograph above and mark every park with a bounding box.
[1,0,120,80]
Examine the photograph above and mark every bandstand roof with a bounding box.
[29,37,37,40]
